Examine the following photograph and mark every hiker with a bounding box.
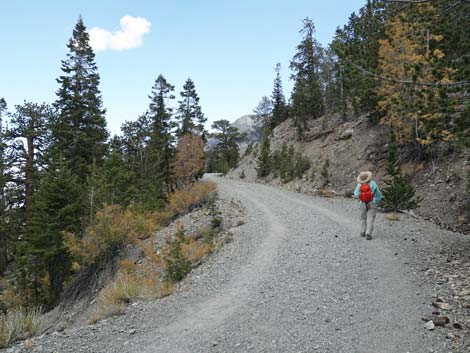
[354,171,383,240]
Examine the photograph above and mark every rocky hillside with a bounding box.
[230,115,261,154]
[228,114,470,233]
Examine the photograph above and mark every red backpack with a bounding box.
[359,183,373,203]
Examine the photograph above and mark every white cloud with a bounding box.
[89,15,151,52]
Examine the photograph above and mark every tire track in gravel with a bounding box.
[139,185,289,353]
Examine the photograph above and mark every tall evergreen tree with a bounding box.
[8,102,51,221]
[53,16,109,181]
[434,0,470,147]
[331,0,386,118]
[94,136,137,208]
[176,78,206,138]
[209,120,243,173]
[148,75,174,176]
[253,96,273,131]
[290,18,324,138]
[271,63,288,129]
[0,98,13,272]
[147,75,176,195]
[17,158,82,307]
[120,114,151,172]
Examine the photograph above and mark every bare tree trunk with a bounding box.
[25,134,34,222]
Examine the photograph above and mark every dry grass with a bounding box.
[167,181,217,217]
[0,308,42,348]
[319,187,334,198]
[88,273,142,324]
[401,162,424,176]
[88,271,175,325]
[181,240,212,262]
[158,282,175,297]
[385,212,401,221]
[102,274,143,304]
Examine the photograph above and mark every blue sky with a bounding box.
[1,0,366,135]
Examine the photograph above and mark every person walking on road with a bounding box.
[354,171,383,240]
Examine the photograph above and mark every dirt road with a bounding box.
[7,176,456,353]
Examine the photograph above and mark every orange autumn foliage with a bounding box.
[172,134,204,186]
[378,4,454,147]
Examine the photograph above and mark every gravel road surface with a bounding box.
[5,176,454,353]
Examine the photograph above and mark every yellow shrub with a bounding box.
[119,259,137,275]
[181,240,212,262]
[65,204,158,266]
[167,182,216,216]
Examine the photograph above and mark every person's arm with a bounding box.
[353,183,360,199]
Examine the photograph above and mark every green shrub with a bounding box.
[243,143,254,157]
[320,158,330,186]
[164,237,191,283]
[208,195,222,230]
[294,151,311,178]
[256,129,272,178]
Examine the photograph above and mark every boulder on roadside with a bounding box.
[338,128,354,140]
[424,320,435,330]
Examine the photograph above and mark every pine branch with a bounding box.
[345,59,470,88]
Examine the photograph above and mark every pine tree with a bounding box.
[8,102,51,221]
[146,75,176,200]
[176,78,206,139]
[0,100,28,273]
[164,236,191,283]
[332,1,386,118]
[0,98,12,272]
[256,129,271,178]
[210,120,243,173]
[271,63,288,129]
[120,114,151,173]
[382,129,420,211]
[17,158,82,306]
[253,96,273,131]
[94,138,137,208]
[290,18,324,138]
[53,16,109,181]
[119,114,167,208]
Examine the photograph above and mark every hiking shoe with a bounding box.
[366,234,372,240]
[360,232,366,238]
